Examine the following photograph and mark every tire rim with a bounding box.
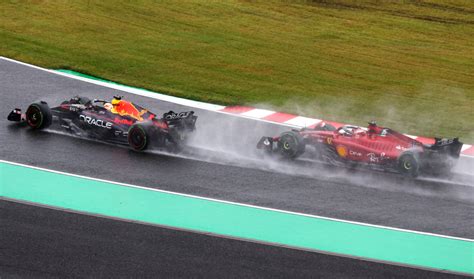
[403,160,412,170]
[130,128,146,149]
[27,106,42,128]
[282,136,295,151]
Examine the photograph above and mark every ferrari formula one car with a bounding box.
[257,121,463,177]
[8,96,197,151]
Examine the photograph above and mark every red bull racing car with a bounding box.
[257,121,462,177]
[8,96,197,151]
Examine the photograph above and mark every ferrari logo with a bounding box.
[326,137,333,145]
[336,145,348,158]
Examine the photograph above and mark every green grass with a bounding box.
[1,1,473,141]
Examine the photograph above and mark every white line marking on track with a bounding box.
[2,159,472,242]
[0,56,302,128]
[1,56,472,158]
[461,144,472,152]
[241,109,275,118]
[3,196,470,277]
[284,116,321,127]
[0,56,225,111]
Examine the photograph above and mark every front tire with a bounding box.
[25,102,52,129]
[277,131,305,159]
[128,123,151,151]
[398,153,419,177]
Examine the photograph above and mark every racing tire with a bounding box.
[277,131,305,159]
[25,102,52,130]
[128,123,152,151]
[397,153,419,177]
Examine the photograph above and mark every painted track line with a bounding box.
[1,56,472,158]
[3,160,473,275]
[1,197,469,277]
[1,159,472,242]
[0,57,297,128]
[0,57,224,111]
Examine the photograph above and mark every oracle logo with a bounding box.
[79,115,113,129]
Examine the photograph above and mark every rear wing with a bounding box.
[163,110,197,130]
[425,137,463,158]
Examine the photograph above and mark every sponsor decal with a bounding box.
[79,115,113,129]
[164,111,191,120]
[336,145,348,157]
[349,150,362,157]
[367,152,386,163]
[367,153,378,162]
[395,145,407,151]
[113,117,134,126]
[67,104,84,112]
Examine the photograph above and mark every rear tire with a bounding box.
[398,153,419,177]
[128,123,152,151]
[25,102,52,129]
[277,131,305,159]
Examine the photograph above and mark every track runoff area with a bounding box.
[2,160,473,275]
[1,57,473,276]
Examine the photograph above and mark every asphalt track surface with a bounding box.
[2,200,466,279]
[1,59,473,277]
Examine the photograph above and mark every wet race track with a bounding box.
[1,58,473,278]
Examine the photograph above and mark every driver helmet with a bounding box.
[104,103,113,110]
[339,127,352,136]
[111,95,122,106]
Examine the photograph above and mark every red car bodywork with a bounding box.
[257,122,462,176]
[300,125,422,165]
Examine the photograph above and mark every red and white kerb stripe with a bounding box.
[220,106,474,157]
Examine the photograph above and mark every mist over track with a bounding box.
[2,58,473,240]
